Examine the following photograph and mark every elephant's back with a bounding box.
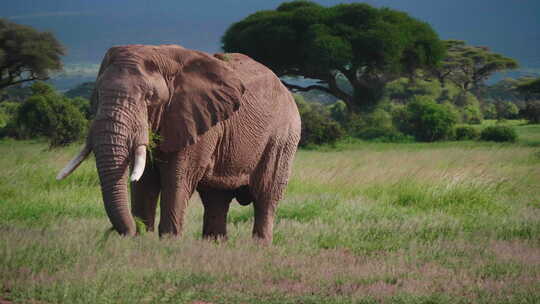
[216,53,300,132]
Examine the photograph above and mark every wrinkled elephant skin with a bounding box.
[58,44,301,244]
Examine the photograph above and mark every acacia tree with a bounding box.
[222,1,445,112]
[0,19,65,90]
[431,40,518,94]
[516,77,540,100]
[515,77,540,123]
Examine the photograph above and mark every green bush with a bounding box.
[70,96,92,119]
[395,97,457,142]
[346,108,412,142]
[483,103,497,119]
[441,101,461,123]
[454,126,480,140]
[300,109,344,147]
[0,101,20,128]
[0,101,22,138]
[496,101,519,120]
[14,82,87,147]
[328,100,348,125]
[522,100,540,124]
[49,102,87,147]
[480,126,517,142]
[462,104,483,124]
[295,94,345,147]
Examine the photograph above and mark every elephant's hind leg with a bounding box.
[251,139,298,244]
[198,189,234,240]
[252,198,278,244]
[131,164,160,232]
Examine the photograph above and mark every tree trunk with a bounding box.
[351,82,386,113]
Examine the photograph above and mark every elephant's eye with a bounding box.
[145,90,155,101]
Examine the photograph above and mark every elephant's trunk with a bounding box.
[94,142,135,235]
[90,94,150,236]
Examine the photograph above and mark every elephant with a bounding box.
[57,44,301,244]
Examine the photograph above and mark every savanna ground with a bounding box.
[1,121,539,303]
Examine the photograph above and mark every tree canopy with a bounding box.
[515,77,540,123]
[222,0,445,112]
[430,40,518,93]
[515,77,540,98]
[0,19,65,90]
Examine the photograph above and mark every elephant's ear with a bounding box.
[159,53,244,152]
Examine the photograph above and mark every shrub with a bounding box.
[480,126,517,142]
[71,96,92,119]
[0,101,20,128]
[395,97,457,142]
[300,110,344,147]
[15,82,87,147]
[462,104,483,124]
[295,94,345,147]
[348,108,388,134]
[441,101,461,123]
[495,101,519,120]
[454,126,480,140]
[483,103,497,119]
[521,100,540,124]
[346,108,412,142]
[48,101,88,147]
[328,100,348,125]
[0,101,22,138]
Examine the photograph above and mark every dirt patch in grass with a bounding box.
[490,240,540,266]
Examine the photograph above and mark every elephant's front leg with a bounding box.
[131,163,160,232]
[157,154,198,238]
[198,189,234,239]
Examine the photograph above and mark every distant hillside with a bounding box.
[64,82,95,99]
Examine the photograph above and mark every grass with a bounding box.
[1,122,539,303]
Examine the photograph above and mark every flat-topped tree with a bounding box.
[516,77,540,99]
[222,1,445,113]
[431,40,519,94]
[516,77,540,123]
[0,19,65,90]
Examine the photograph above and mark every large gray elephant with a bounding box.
[57,44,300,244]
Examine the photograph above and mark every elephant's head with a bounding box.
[57,45,244,235]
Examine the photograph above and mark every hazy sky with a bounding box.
[2,0,540,75]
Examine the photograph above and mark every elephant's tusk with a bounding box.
[56,143,92,180]
[130,145,146,182]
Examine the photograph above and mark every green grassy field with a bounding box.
[1,123,539,303]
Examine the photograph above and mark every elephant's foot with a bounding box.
[202,217,229,240]
[158,222,183,239]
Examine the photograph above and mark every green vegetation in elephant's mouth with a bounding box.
[146,129,163,165]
